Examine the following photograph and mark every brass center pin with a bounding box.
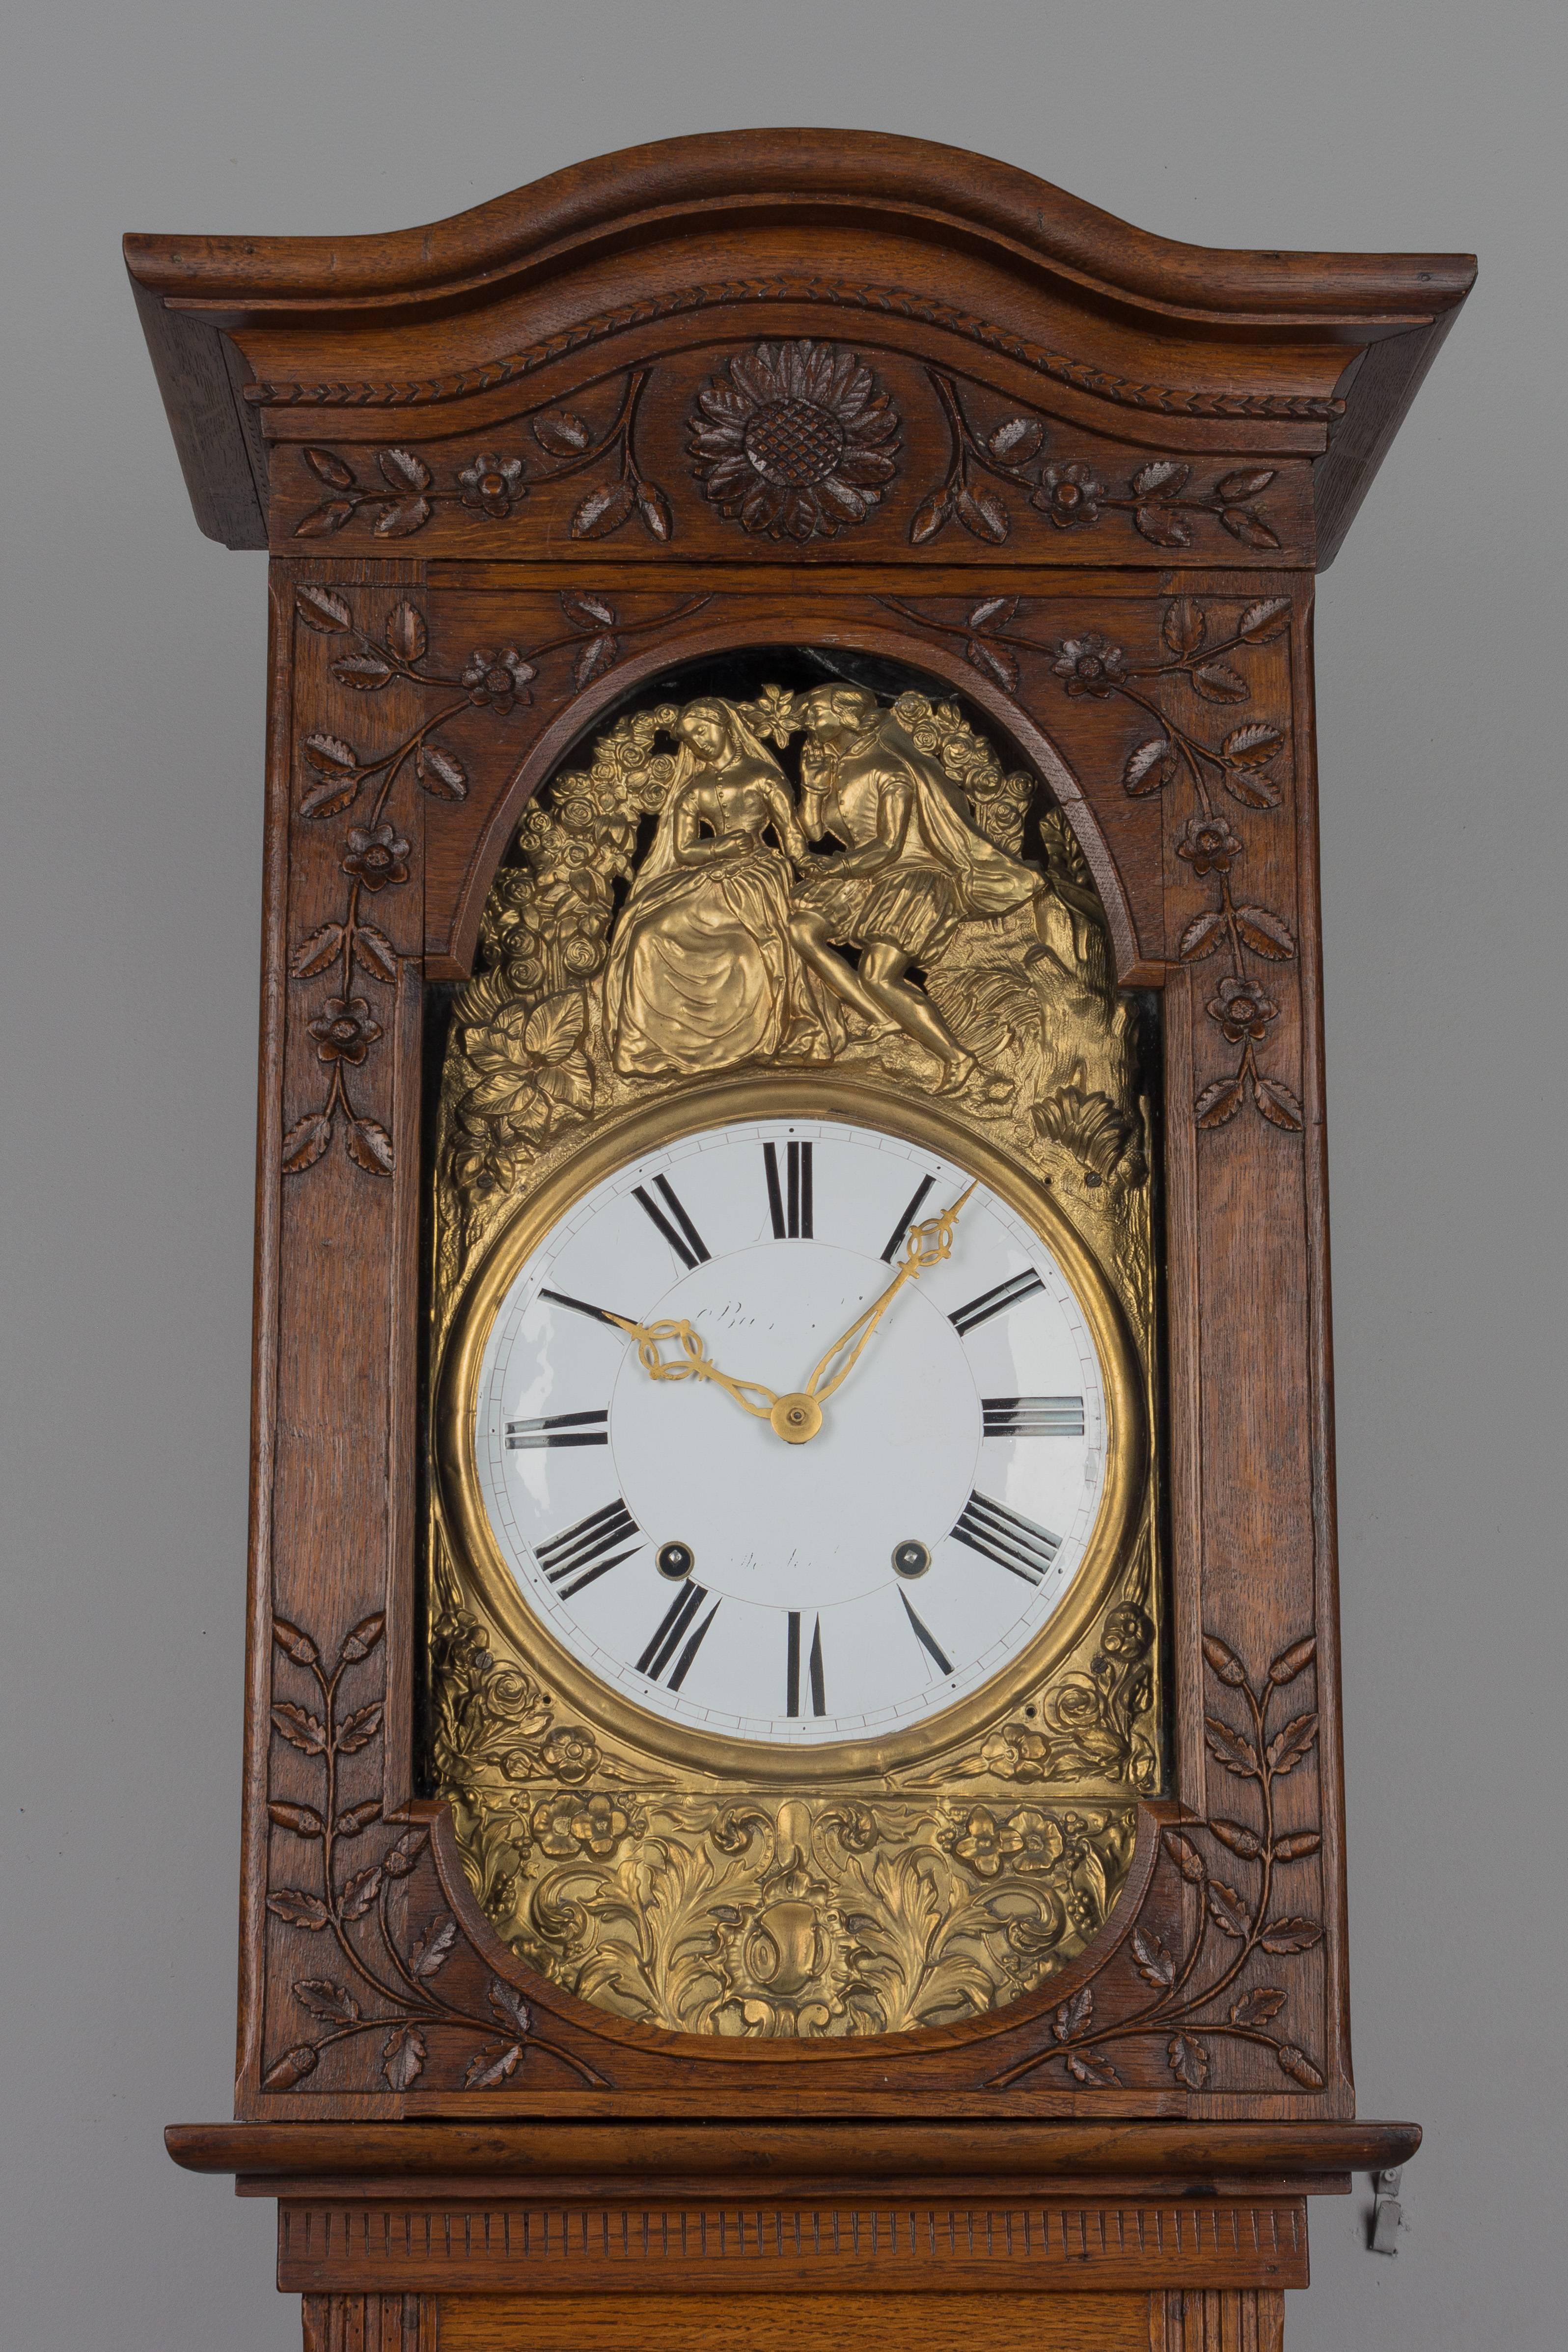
[770,1391,823,1444]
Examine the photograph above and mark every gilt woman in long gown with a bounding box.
[603,698,834,1078]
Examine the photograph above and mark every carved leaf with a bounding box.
[330,653,394,691]
[955,483,1010,544]
[1204,1715,1260,1776]
[1123,738,1176,796]
[1266,1713,1320,1774]
[266,1889,330,1930]
[560,590,618,629]
[636,482,674,541]
[1276,2043,1326,2090]
[1207,1880,1251,1939]
[1192,662,1249,704]
[296,584,352,631]
[382,2025,427,2092]
[1233,907,1296,960]
[1222,507,1283,551]
[1133,506,1194,549]
[571,480,635,540]
[909,492,950,545]
[383,1826,429,1878]
[374,498,433,539]
[410,1914,460,1979]
[1066,2049,1121,2086]
[347,1119,395,1177]
[1223,721,1286,768]
[1238,597,1292,643]
[1202,1633,1249,1687]
[523,991,587,1059]
[334,1799,383,1838]
[966,636,1019,693]
[1167,2032,1210,2088]
[263,2044,319,2089]
[272,1617,321,1667]
[533,409,593,455]
[1132,460,1190,498]
[1179,911,1226,962]
[1269,1636,1317,1685]
[1221,766,1283,811]
[295,501,355,538]
[1210,1817,1264,1859]
[417,743,468,800]
[1195,1073,1245,1128]
[304,448,356,490]
[989,416,1044,463]
[296,1979,360,2023]
[351,925,399,984]
[489,1976,534,2035]
[299,778,360,823]
[386,599,428,662]
[1230,1985,1288,2027]
[1163,598,1206,657]
[340,1865,384,1920]
[574,633,620,689]
[1132,1928,1177,1988]
[1274,1830,1323,1860]
[336,1703,385,1755]
[303,731,359,779]
[1217,470,1277,501]
[1261,1916,1323,1954]
[379,447,433,493]
[968,595,1018,630]
[338,1612,386,1663]
[268,1800,324,1838]
[271,1702,327,1755]
[1165,1832,1207,1886]
[464,2043,523,2089]
[291,924,346,979]
[1053,1986,1094,2042]
[1253,1074,1305,1131]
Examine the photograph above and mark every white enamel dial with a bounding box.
[472,1115,1111,1746]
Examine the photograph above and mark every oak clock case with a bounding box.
[131,126,1464,2352]
[428,669,1161,2037]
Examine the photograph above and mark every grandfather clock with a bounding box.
[129,132,1471,2351]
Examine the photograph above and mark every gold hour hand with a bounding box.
[804,1182,976,1406]
[605,1313,778,1422]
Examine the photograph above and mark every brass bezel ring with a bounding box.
[435,1069,1148,1788]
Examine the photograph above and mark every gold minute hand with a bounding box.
[605,1314,779,1421]
[804,1182,977,1407]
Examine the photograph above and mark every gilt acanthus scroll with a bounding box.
[430,673,1162,2037]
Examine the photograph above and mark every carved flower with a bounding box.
[998,1808,1067,1874]
[530,1789,633,1860]
[307,995,382,1064]
[688,340,901,541]
[949,1806,1008,1878]
[1051,635,1127,696]
[981,1726,1049,1782]
[457,451,526,519]
[1033,462,1105,529]
[1208,974,1279,1043]
[1176,814,1244,877]
[540,1725,599,1784]
[341,823,411,893]
[1099,1603,1155,1661]
[462,646,537,713]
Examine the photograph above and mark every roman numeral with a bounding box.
[633,1176,710,1270]
[764,1140,813,1238]
[948,1268,1045,1336]
[535,1498,642,1599]
[538,1286,630,1329]
[982,1395,1085,1438]
[637,1583,720,1690]
[506,1408,609,1450]
[880,1172,935,1262]
[786,1612,826,1716]
[950,1491,1062,1585]
[900,1590,953,1678]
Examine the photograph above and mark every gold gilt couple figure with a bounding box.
[603,687,1037,1089]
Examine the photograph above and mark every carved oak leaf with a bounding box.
[266,1889,330,1930]
[1260,1916,1323,1954]
[1167,2032,1210,2088]
[464,2043,523,2089]
[1053,1986,1093,2041]
[1206,1880,1250,1939]
[489,1976,533,2036]
[1204,1715,1260,1776]
[382,2024,426,2091]
[1230,1985,1288,2027]
[1066,2048,1121,2086]
[409,1915,460,1980]
[1266,1714,1320,1774]
[340,1865,383,1920]
[271,1702,326,1754]
[1131,1927,1177,1988]
[295,1980,360,2023]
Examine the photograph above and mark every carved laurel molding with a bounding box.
[243,275,1346,420]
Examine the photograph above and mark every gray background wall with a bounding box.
[2,4,1562,2345]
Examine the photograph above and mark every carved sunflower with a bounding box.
[688,340,901,541]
